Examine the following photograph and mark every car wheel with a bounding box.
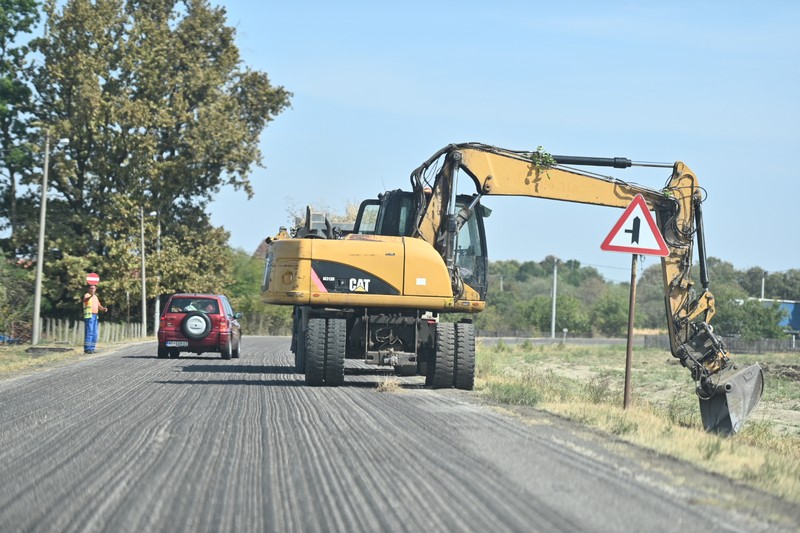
[157,346,168,359]
[221,337,232,360]
[232,337,241,359]
[181,311,212,340]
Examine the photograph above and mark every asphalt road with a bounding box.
[1,336,797,533]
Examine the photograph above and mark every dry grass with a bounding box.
[375,376,403,393]
[0,344,83,376]
[476,341,800,504]
[0,338,144,378]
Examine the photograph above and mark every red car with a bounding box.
[157,293,242,359]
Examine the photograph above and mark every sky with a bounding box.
[207,0,799,284]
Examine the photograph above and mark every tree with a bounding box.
[590,288,629,337]
[767,270,800,301]
[561,259,602,287]
[21,0,291,322]
[634,263,667,330]
[0,0,39,252]
[710,284,788,340]
[553,294,591,336]
[703,257,740,285]
[739,266,768,298]
[225,247,291,334]
[514,260,543,282]
[0,250,34,338]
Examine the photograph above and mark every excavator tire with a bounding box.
[305,318,326,386]
[324,318,346,386]
[430,322,455,388]
[292,308,306,372]
[294,334,306,373]
[454,322,476,390]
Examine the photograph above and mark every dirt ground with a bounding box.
[756,363,800,435]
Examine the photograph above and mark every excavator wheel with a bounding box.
[323,318,346,386]
[454,322,476,390]
[429,323,455,388]
[305,318,326,386]
[303,317,345,386]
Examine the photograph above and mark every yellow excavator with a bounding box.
[262,142,764,435]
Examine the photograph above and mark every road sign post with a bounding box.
[623,255,639,409]
[601,194,669,410]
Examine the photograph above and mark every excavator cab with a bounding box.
[353,190,489,300]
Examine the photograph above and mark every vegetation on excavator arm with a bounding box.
[526,145,558,173]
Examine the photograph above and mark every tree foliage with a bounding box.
[590,289,629,337]
[0,250,34,337]
[620,258,796,339]
[0,0,39,250]
[10,0,290,325]
[476,256,797,339]
[224,248,291,334]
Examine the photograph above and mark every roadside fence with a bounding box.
[34,318,145,347]
[644,334,799,354]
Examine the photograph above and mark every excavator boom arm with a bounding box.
[410,143,763,434]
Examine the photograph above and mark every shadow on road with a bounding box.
[143,361,429,390]
[179,364,296,374]
[156,379,306,387]
[156,378,426,390]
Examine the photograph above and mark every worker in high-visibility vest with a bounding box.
[83,284,108,354]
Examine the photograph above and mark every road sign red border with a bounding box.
[601,194,669,256]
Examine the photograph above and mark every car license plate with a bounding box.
[166,341,189,347]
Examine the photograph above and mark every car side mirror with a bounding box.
[234,312,242,319]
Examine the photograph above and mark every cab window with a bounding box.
[353,200,380,234]
[455,198,488,299]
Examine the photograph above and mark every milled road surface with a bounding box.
[0,336,797,532]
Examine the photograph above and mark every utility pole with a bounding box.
[31,133,51,345]
[550,261,557,339]
[140,206,147,337]
[152,212,161,336]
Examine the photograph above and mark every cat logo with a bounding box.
[349,278,371,292]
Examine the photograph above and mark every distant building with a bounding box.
[758,298,800,334]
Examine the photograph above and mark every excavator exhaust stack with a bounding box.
[698,363,764,435]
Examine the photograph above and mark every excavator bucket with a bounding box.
[699,363,764,435]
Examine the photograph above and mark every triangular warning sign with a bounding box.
[601,194,669,256]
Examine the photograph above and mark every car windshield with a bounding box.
[169,298,218,314]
